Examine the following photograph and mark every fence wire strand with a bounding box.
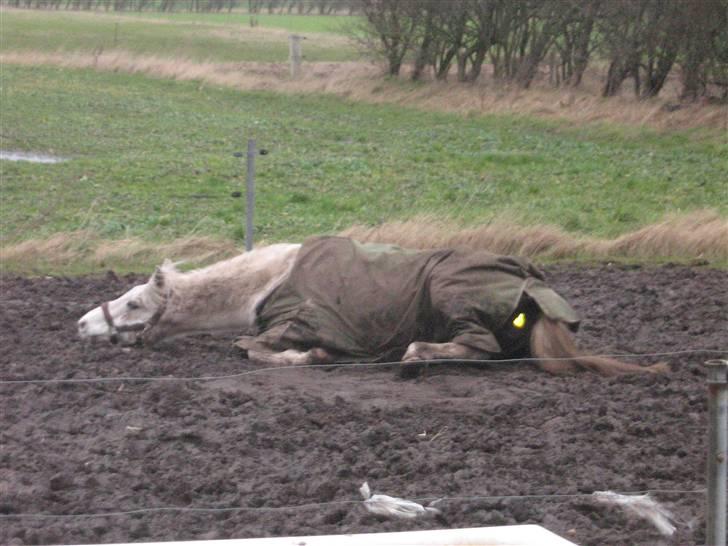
[0,349,724,386]
[0,488,707,520]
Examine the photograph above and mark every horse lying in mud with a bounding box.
[78,236,666,376]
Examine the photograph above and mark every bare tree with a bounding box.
[410,0,468,81]
[410,0,437,80]
[551,0,600,87]
[357,0,422,76]
[456,0,498,82]
[598,0,648,97]
[680,0,727,101]
[430,0,469,80]
[640,0,683,98]
[513,0,572,88]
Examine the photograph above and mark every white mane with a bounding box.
[155,243,300,339]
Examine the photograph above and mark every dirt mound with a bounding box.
[1,264,726,545]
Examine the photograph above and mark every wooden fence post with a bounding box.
[289,34,303,79]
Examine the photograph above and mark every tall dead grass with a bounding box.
[0,231,240,274]
[2,212,725,274]
[1,50,725,131]
[340,210,728,263]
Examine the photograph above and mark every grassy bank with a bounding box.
[1,64,726,273]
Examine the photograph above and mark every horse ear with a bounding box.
[153,266,165,289]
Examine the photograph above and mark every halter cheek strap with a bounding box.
[100,296,168,342]
[101,301,116,332]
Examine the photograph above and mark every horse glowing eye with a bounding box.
[127,301,140,310]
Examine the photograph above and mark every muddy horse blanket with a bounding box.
[236,236,579,361]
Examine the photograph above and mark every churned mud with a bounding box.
[1,264,726,545]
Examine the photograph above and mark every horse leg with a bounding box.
[400,341,490,378]
[402,341,490,362]
[247,347,332,367]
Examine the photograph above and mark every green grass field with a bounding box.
[132,11,357,34]
[0,9,358,62]
[2,64,725,255]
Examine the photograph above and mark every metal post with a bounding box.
[706,359,728,546]
[289,34,303,79]
[245,139,256,252]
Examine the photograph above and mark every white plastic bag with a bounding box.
[360,482,441,519]
[593,490,676,536]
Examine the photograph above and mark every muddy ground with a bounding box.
[1,264,726,546]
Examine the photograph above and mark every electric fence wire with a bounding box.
[0,349,724,386]
[0,488,708,520]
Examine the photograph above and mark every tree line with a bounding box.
[356,0,728,100]
[6,0,725,100]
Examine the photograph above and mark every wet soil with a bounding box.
[1,264,726,546]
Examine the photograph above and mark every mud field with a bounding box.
[1,264,726,546]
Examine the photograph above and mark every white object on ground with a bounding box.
[359,481,440,519]
[593,490,676,536]
[0,150,67,163]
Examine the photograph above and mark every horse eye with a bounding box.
[127,301,140,310]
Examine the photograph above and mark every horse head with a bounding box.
[77,262,171,345]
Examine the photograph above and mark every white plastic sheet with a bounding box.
[593,490,676,536]
[360,482,441,519]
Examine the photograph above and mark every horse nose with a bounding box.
[78,319,88,335]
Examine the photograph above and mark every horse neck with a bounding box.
[161,244,299,335]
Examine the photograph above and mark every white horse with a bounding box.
[78,239,667,375]
[77,243,324,366]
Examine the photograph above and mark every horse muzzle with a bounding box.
[78,322,135,345]
[77,313,145,346]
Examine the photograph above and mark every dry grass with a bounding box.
[1,50,725,132]
[341,210,728,263]
[2,212,726,274]
[0,231,241,274]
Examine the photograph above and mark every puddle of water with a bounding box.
[1,150,68,164]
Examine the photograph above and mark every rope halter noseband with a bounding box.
[100,295,168,344]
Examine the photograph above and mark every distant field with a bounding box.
[133,11,357,34]
[0,9,358,62]
[2,65,725,257]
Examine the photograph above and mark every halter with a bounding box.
[100,296,168,344]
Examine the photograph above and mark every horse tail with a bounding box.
[529,315,669,376]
